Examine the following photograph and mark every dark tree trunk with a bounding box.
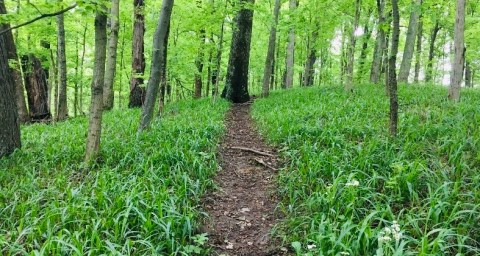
[56,11,68,121]
[414,16,423,83]
[302,48,316,87]
[85,8,108,162]
[129,0,146,108]
[22,55,52,122]
[194,28,206,99]
[0,19,21,157]
[221,0,255,103]
[139,0,174,132]
[465,60,472,88]
[1,0,29,124]
[389,0,400,136]
[261,0,281,97]
[425,21,440,83]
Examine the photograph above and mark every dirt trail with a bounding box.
[202,102,284,256]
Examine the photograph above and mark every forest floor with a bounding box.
[202,102,285,256]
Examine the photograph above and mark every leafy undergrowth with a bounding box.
[253,84,480,255]
[0,99,229,255]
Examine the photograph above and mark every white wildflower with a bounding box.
[307,244,317,250]
[378,236,392,242]
[384,227,392,235]
[345,180,360,187]
[340,252,350,255]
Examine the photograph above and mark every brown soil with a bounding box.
[202,102,285,256]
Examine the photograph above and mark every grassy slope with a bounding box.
[253,84,480,255]
[0,99,229,255]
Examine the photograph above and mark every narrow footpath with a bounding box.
[202,102,284,256]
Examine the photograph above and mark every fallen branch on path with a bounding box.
[229,146,275,157]
[253,158,278,171]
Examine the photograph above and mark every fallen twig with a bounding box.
[253,158,278,171]
[229,146,275,157]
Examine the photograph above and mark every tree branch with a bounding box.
[0,3,78,36]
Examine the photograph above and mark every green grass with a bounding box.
[253,84,480,255]
[0,99,229,255]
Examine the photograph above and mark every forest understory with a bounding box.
[1,0,480,255]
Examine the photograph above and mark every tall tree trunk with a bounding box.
[425,21,440,83]
[56,10,68,121]
[103,0,120,110]
[262,0,281,97]
[138,0,174,132]
[345,0,361,92]
[23,55,52,122]
[370,0,386,84]
[389,0,400,136]
[128,0,146,108]
[414,16,423,83]
[0,0,29,123]
[284,0,296,89]
[0,14,21,157]
[221,0,255,103]
[398,0,422,83]
[448,0,466,102]
[85,8,108,162]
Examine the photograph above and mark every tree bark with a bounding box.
[138,0,174,132]
[389,0,400,136]
[448,0,465,102]
[345,0,361,92]
[465,60,472,88]
[302,27,318,87]
[284,0,296,89]
[370,0,386,84]
[23,55,52,122]
[103,0,120,110]
[56,10,68,121]
[398,0,421,83]
[85,8,108,162]
[262,0,281,97]
[414,16,423,83]
[0,0,29,123]
[0,15,21,157]
[221,0,255,103]
[425,21,439,83]
[128,0,146,108]
[194,28,206,99]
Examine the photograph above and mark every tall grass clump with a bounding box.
[253,84,480,255]
[0,99,229,255]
